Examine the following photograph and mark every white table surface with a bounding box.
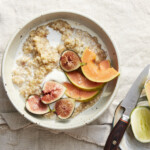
[1,0,150,149]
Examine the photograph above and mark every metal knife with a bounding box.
[104,65,150,150]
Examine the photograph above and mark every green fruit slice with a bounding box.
[66,71,104,91]
[145,80,150,106]
[131,106,150,143]
[63,82,99,102]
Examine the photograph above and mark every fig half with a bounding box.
[26,95,50,115]
[55,98,75,119]
[41,81,66,104]
[60,50,81,72]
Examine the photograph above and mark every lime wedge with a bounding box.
[131,106,150,143]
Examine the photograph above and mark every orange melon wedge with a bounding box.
[145,80,150,106]
[81,48,120,83]
[66,71,104,91]
[63,82,99,102]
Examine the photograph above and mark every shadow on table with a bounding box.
[0,76,16,113]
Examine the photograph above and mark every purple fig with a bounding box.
[60,50,81,72]
[26,95,50,115]
[41,81,66,104]
[55,98,75,119]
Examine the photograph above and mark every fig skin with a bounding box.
[55,98,75,119]
[26,95,50,115]
[41,81,66,104]
[60,50,81,72]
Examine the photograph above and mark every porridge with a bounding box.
[12,20,110,119]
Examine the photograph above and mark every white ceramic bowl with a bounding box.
[2,10,120,130]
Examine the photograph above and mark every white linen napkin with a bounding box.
[1,0,150,148]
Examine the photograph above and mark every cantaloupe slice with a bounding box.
[63,82,99,102]
[66,71,104,91]
[81,48,120,83]
[145,80,150,106]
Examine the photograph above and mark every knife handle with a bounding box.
[104,114,129,150]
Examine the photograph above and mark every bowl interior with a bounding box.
[2,11,120,130]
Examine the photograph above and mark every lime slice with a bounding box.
[131,106,150,143]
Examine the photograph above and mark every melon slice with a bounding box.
[26,95,50,115]
[131,106,150,143]
[145,80,150,105]
[81,48,120,83]
[63,82,99,102]
[66,71,104,91]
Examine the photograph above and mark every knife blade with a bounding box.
[104,65,150,150]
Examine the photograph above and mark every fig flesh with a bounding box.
[41,81,66,104]
[26,95,50,115]
[55,98,75,119]
[60,50,81,72]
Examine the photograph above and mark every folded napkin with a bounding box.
[0,66,140,147]
[0,99,114,146]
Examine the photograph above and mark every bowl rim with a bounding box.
[1,10,121,130]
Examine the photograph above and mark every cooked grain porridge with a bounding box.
[12,20,106,118]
